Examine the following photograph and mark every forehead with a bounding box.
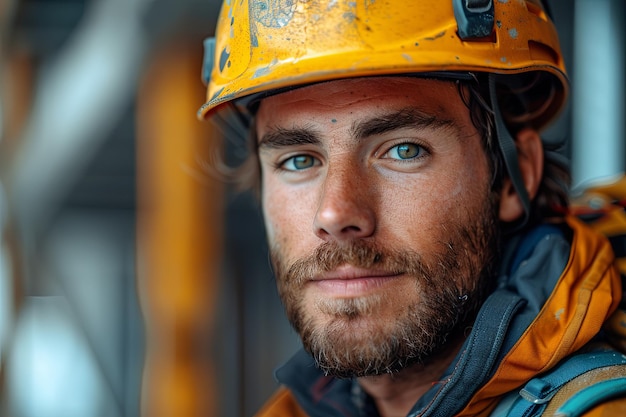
[255,77,470,125]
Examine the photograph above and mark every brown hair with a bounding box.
[459,73,570,227]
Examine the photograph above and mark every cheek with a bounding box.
[261,180,283,243]
[385,188,454,241]
[381,161,489,242]
[262,179,317,256]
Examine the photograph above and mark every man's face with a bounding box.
[256,77,501,377]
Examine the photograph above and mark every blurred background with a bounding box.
[0,0,624,416]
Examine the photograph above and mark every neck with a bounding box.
[357,337,465,417]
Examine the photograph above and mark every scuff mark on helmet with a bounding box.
[253,0,297,28]
[219,47,231,72]
[252,58,280,79]
[209,87,226,104]
[253,66,272,78]
[342,0,357,23]
[424,30,446,41]
[509,28,518,39]
[251,30,259,47]
[343,12,356,23]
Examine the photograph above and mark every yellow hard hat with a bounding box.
[199,0,568,130]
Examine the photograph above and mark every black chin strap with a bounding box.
[489,73,531,229]
[452,0,535,230]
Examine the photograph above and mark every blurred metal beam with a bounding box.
[7,0,149,244]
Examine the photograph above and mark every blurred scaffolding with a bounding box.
[0,0,302,415]
[0,1,624,417]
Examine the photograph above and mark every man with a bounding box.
[200,0,626,415]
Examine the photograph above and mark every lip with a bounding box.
[309,265,402,297]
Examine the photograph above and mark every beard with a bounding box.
[270,193,501,378]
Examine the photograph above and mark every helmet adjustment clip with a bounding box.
[453,0,495,40]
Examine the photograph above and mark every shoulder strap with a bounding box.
[549,373,626,417]
[505,349,626,416]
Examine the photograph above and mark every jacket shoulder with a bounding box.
[494,348,626,416]
[542,359,626,416]
[255,387,309,417]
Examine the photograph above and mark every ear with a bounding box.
[499,128,544,222]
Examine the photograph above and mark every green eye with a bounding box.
[282,155,318,171]
[388,143,423,160]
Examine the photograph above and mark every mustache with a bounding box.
[273,240,442,286]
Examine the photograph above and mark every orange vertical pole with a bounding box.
[136,38,223,417]
[0,50,34,160]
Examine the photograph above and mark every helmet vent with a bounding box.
[528,40,560,69]
[525,0,549,21]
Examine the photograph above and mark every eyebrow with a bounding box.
[258,126,321,149]
[350,108,455,140]
[257,108,456,149]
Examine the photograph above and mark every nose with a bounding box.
[313,166,376,241]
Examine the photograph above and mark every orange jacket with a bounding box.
[256,216,626,416]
